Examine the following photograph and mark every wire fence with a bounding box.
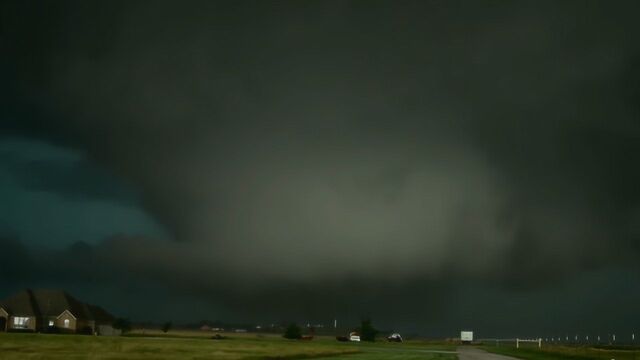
[480,333,639,347]
[480,338,541,348]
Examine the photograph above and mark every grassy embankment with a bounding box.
[483,343,640,360]
[0,331,457,360]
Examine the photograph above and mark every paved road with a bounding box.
[364,347,458,354]
[457,347,520,360]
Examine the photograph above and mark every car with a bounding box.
[387,333,403,342]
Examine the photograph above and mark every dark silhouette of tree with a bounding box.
[162,321,172,333]
[283,323,302,339]
[359,319,378,342]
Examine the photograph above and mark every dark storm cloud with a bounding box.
[0,137,167,248]
[2,0,640,334]
[0,236,33,281]
[0,141,137,204]
[0,233,455,326]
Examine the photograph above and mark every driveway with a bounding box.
[457,347,520,360]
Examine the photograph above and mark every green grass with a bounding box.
[482,344,640,360]
[0,332,457,360]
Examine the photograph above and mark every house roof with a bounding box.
[86,304,115,323]
[0,289,40,317]
[0,289,115,323]
[31,289,89,319]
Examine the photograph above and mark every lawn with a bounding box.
[483,344,640,360]
[0,332,457,360]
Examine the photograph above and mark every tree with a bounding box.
[113,318,132,334]
[359,319,378,342]
[162,321,172,333]
[283,323,302,339]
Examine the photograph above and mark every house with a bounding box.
[0,289,117,335]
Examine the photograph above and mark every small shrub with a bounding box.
[283,323,302,340]
[359,319,378,342]
[161,322,172,333]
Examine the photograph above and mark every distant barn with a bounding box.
[0,289,117,335]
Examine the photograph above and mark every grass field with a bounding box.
[0,332,457,360]
[483,343,640,360]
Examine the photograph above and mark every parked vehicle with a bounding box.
[349,332,361,342]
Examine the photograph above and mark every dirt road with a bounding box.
[457,347,520,360]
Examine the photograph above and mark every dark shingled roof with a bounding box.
[87,304,115,323]
[0,289,114,322]
[31,289,89,319]
[0,289,39,317]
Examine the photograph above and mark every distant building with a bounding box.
[0,289,116,335]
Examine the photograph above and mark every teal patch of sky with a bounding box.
[0,137,167,249]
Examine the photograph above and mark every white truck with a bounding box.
[461,331,473,344]
[349,332,361,342]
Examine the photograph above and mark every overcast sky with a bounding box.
[1,0,640,338]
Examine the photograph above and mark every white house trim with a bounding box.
[56,310,77,320]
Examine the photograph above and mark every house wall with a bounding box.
[9,316,36,331]
[45,316,57,328]
[43,313,94,333]
[55,311,77,332]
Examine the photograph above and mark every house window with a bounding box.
[13,317,29,328]
[64,319,70,328]
[49,320,54,327]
